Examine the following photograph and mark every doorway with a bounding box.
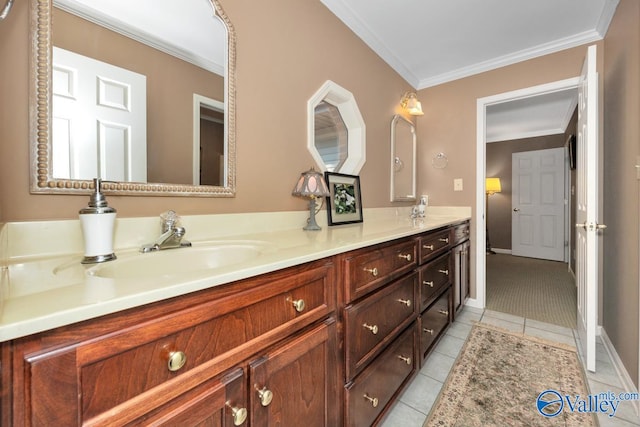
[473,77,581,324]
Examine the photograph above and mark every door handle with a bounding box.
[576,221,607,231]
[513,208,520,212]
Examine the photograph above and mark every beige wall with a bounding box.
[0,0,412,222]
[602,0,640,386]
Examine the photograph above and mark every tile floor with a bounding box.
[380,307,640,426]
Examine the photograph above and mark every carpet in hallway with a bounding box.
[486,254,577,328]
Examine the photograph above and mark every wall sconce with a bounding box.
[292,167,330,231]
[400,91,424,116]
[485,177,502,254]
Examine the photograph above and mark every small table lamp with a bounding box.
[292,167,330,231]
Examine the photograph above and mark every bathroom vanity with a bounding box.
[0,209,470,426]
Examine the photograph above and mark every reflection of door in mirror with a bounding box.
[193,95,225,186]
[51,4,225,185]
[390,115,417,202]
[314,101,348,172]
[52,47,147,182]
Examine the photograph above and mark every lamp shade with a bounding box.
[401,92,424,116]
[292,167,330,199]
[485,177,502,195]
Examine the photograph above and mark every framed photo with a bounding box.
[324,172,363,226]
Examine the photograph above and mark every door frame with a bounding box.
[470,77,580,310]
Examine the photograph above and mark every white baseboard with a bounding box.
[600,328,640,417]
[464,297,483,309]
[491,248,512,255]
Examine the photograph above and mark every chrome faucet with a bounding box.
[140,210,192,253]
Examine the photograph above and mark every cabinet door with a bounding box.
[126,368,247,427]
[461,240,470,303]
[249,319,338,427]
[452,241,470,315]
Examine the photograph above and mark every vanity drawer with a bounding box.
[42,262,336,422]
[418,253,451,311]
[344,273,417,380]
[345,325,416,427]
[342,239,417,302]
[418,228,451,264]
[452,221,470,245]
[419,289,451,362]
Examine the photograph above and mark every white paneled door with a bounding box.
[512,147,566,261]
[52,47,147,182]
[576,45,601,373]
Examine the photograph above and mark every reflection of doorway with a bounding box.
[192,94,225,186]
[474,78,580,324]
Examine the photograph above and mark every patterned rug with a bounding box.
[425,324,596,426]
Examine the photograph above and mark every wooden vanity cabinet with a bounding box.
[451,221,471,315]
[2,259,338,427]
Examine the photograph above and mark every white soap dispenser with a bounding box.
[79,178,117,264]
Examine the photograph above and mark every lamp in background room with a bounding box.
[485,177,502,254]
[292,167,330,231]
[400,91,424,116]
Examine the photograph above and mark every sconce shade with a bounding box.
[400,92,424,116]
[485,177,502,195]
[292,167,330,198]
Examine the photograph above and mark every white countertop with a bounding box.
[0,207,470,341]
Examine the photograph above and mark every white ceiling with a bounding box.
[321,0,619,142]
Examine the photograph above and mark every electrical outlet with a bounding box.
[454,178,463,191]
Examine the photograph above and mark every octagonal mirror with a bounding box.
[307,80,365,174]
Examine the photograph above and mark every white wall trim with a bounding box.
[600,328,640,417]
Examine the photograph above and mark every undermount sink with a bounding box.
[87,241,273,280]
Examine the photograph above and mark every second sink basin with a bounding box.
[87,241,274,280]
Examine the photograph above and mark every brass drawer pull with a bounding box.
[363,267,379,277]
[226,401,248,426]
[290,298,306,313]
[439,309,449,316]
[423,244,434,250]
[438,269,449,276]
[397,298,412,307]
[363,323,379,334]
[423,328,434,335]
[363,393,379,408]
[423,280,434,287]
[438,237,450,243]
[256,385,273,407]
[398,355,412,365]
[167,350,187,372]
[398,253,412,261]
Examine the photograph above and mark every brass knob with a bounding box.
[423,244,434,250]
[363,393,379,408]
[291,298,305,313]
[363,323,379,335]
[256,386,273,407]
[398,253,412,261]
[167,350,187,372]
[438,237,450,243]
[363,267,379,276]
[423,280,434,287]
[397,298,411,307]
[439,309,449,316]
[398,355,412,365]
[438,269,449,276]
[226,401,247,426]
[423,328,434,335]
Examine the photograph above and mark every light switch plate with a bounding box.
[454,178,463,191]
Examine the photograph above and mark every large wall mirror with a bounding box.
[390,114,416,202]
[29,0,236,196]
[307,80,365,175]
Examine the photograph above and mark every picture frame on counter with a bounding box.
[324,172,363,226]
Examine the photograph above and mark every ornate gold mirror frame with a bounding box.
[29,0,237,196]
